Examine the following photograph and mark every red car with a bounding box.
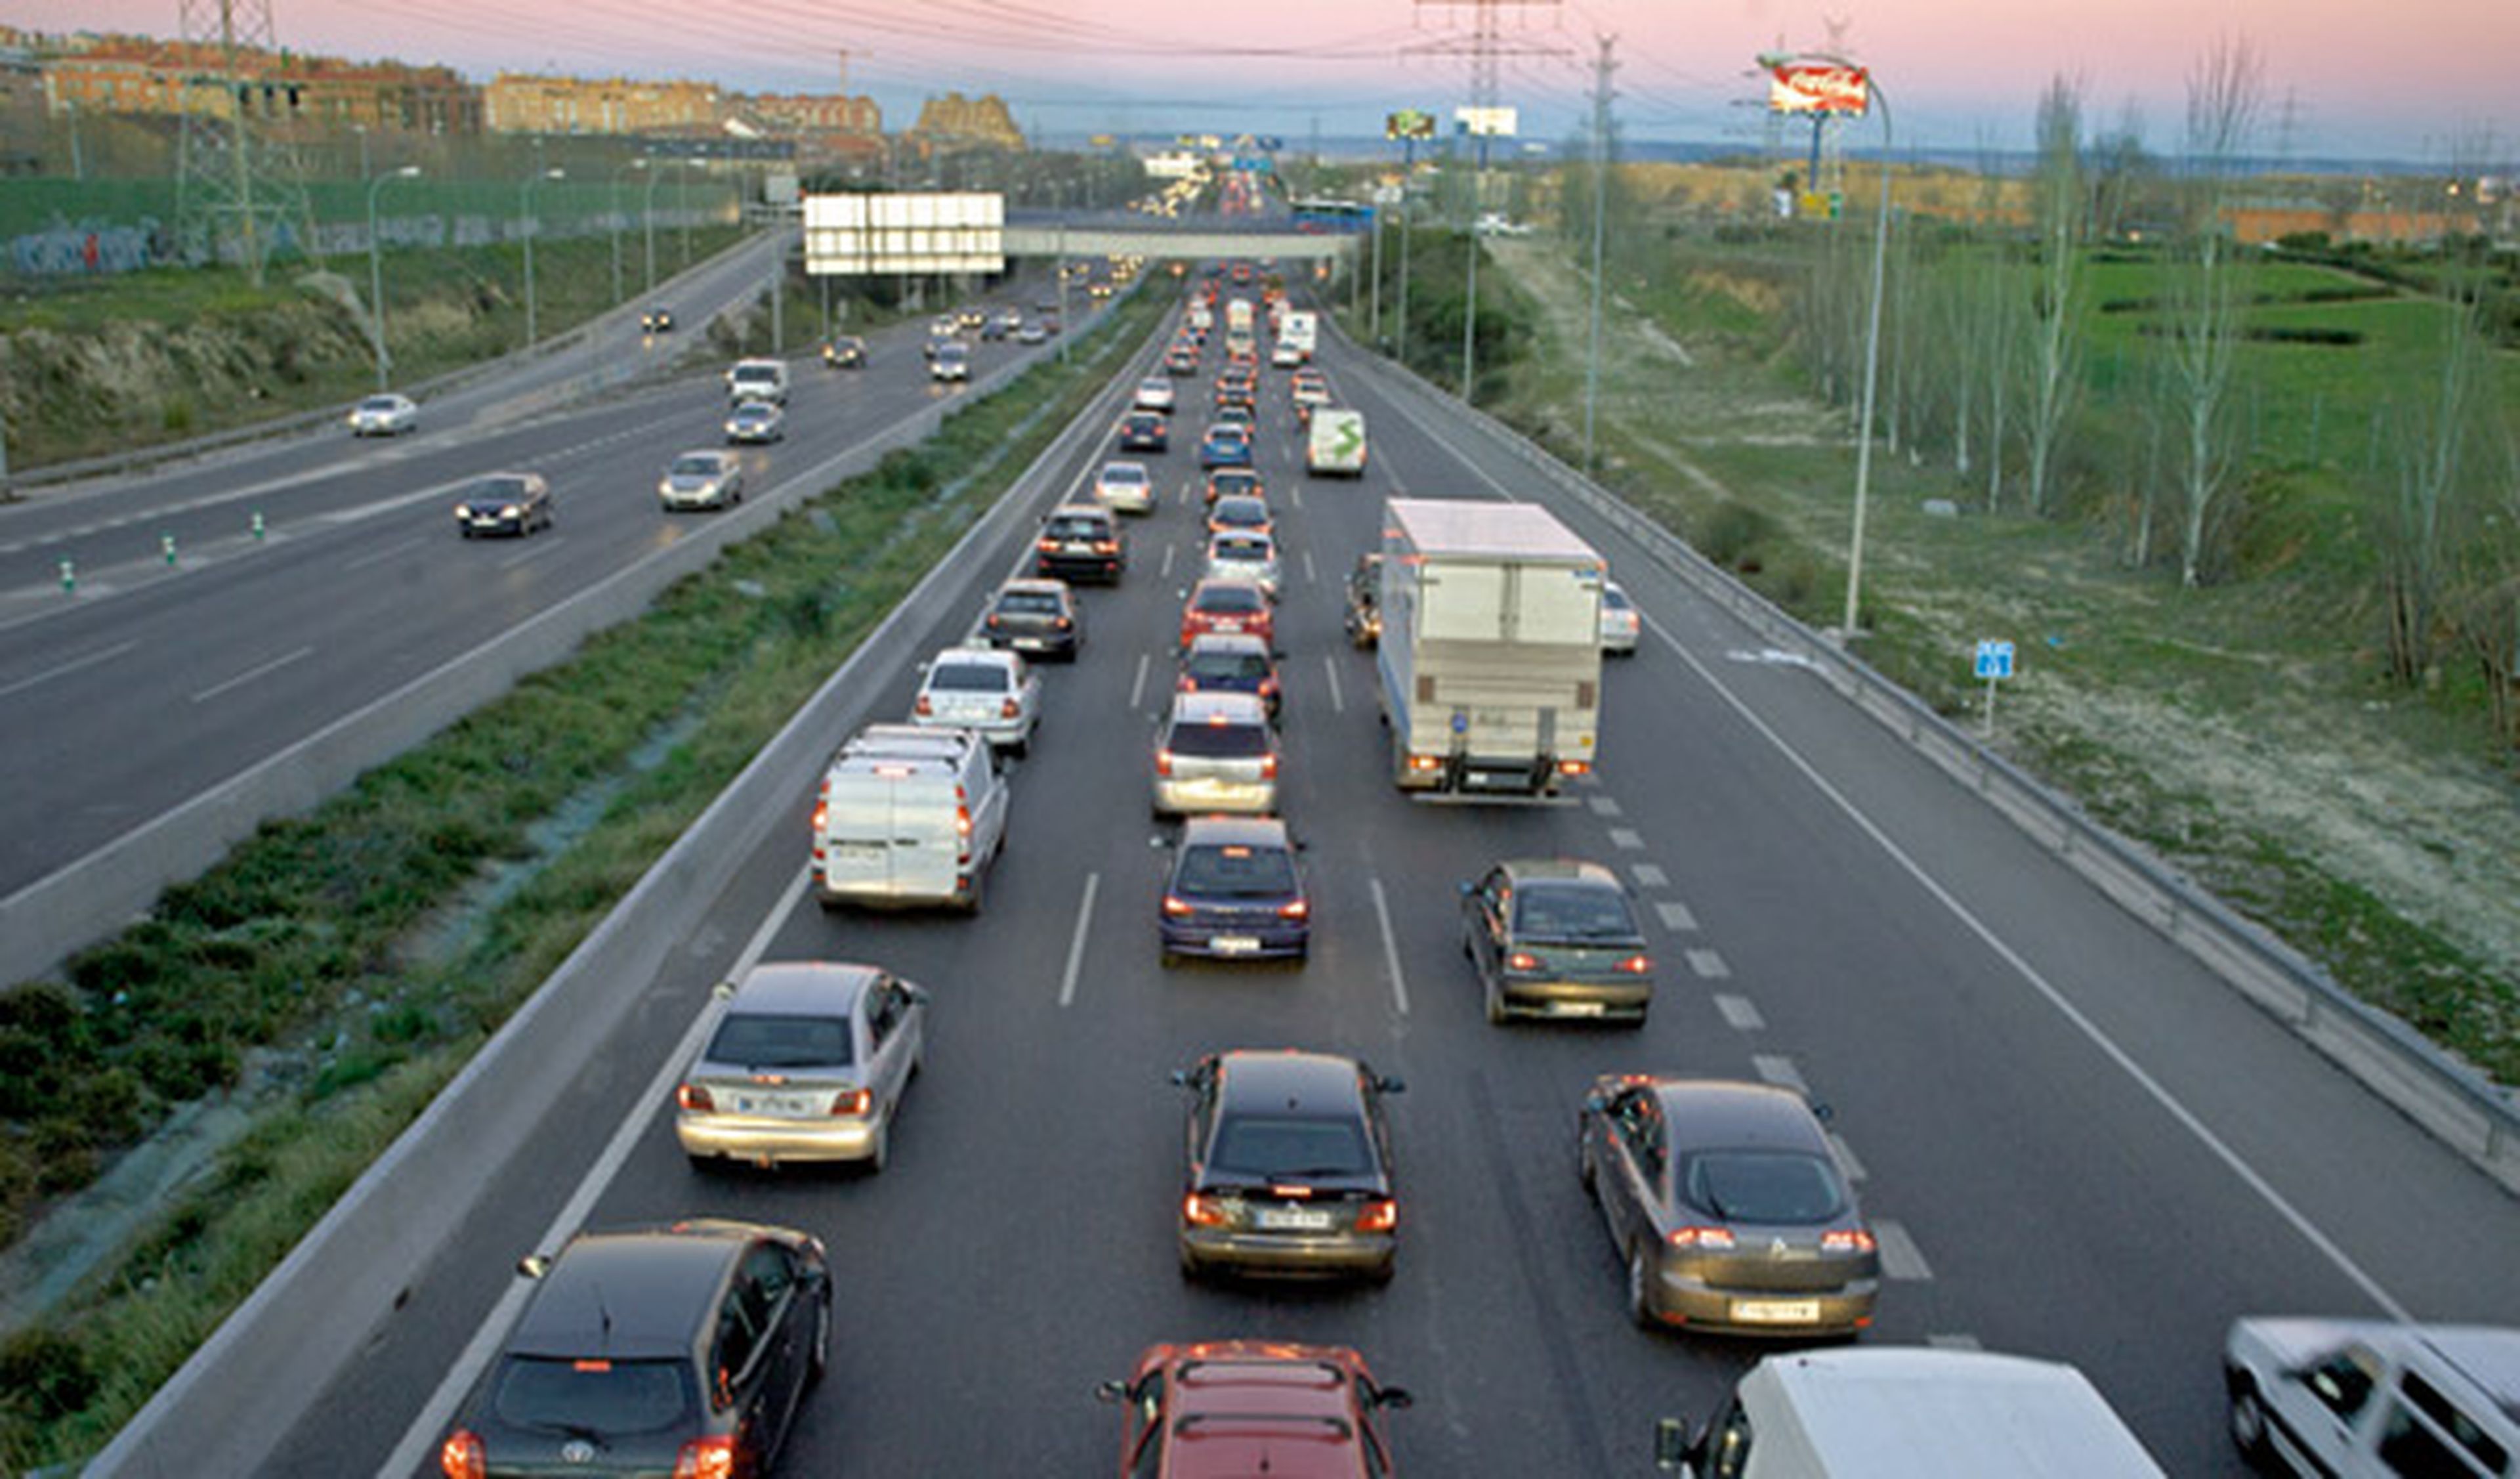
[1099,1340,1411,1478]
[1179,578,1274,650]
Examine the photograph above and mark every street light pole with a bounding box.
[612,157,646,307]
[522,163,566,349]
[641,156,664,298]
[367,164,421,390]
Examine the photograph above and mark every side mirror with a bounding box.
[517,1254,552,1280]
[1375,1386,1414,1410]
[1095,1379,1127,1404]
[1808,1100,1835,1124]
[1169,1069,1191,1088]
[1374,1075,1406,1094]
[1653,1417,1693,1472]
[1457,881,1474,897]
[711,981,738,1001]
[904,985,932,1006]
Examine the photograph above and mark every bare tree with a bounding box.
[2379,219,2494,684]
[2023,75,2088,517]
[2163,36,2265,587]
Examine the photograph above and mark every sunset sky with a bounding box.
[20,0,2518,163]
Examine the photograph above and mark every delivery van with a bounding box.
[811,723,1009,913]
[1306,408,1367,477]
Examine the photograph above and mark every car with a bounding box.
[1203,467,1262,507]
[1344,553,1382,649]
[1203,531,1281,597]
[930,341,972,382]
[454,471,553,538]
[437,1219,828,1479]
[1271,340,1305,369]
[1578,1076,1880,1335]
[1034,504,1127,584]
[812,723,1009,912]
[1015,320,1049,346]
[1460,858,1654,1025]
[822,334,867,368]
[640,305,675,333]
[914,645,1041,755]
[1160,815,1309,964]
[1177,632,1281,719]
[1132,377,1175,414]
[1115,410,1169,454]
[1152,690,1279,817]
[1099,1340,1412,1478]
[1173,1048,1402,1282]
[658,450,744,511]
[978,313,1009,342]
[957,307,986,330]
[724,357,788,404]
[346,392,418,436]
[929,314,961,339]
[674,962,929,1170]
[1600,580,1641,655]
[1093,460,1156,515]
[724,399,785,444]
[1179,577,1274,651]
[1162,346,1200,376]
[2224,1319,2520,1479]
[1213,373,1257,410]
[982,577,1084,661]
[1211,402,1256,429]
[1206,493,1272,540]
[1198,424,1253,470]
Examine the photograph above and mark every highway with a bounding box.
[184,281,2520,1476]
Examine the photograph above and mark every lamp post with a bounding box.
[641,155,667,297]
[521,163,565,349]
[366,164,421,390]
[1761,50,1893,640]
[612,156,647,307]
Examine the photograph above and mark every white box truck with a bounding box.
[1276,309,1316,366]
[1656,1348,2168,1478]
[1376,498,1603,798]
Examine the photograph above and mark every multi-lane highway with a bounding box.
[142,278,2514,1476]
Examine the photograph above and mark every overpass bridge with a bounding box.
[1000,210,1360,261]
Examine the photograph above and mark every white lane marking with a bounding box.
[1752,1054,1807,1093]
[1587,795,1623,817]
[1654,899,1698,932]
[1160,542,1175,579]
[1826,1131,1867,1182]
[1713,993,1764,1031]
[1129,651,1150,710]
[1927,1333,1984,1351]
[381,865,810,1478]
[1370,876,1411,1016]
[1629,863,1668,888]
[1302,548,1318,587]
[495,540,553,571]
[1289,479,1306,511]
[1874,1220,1933,1281]
[1322,654,1344,714]
[190,645,314,704]
[1685,948,1730,980]
[0,639,137,699]
[1658,624,2415,1320]
[1057,871,1101,1008]
[1606,826,1643,850]
[343,534,431,573]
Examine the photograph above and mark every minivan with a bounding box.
[811,723,1009,912]
[1152,691,1279,817]
[724,357,789,405]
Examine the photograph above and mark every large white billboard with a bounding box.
[1454,106,1519,139]
[805,192,1005,276]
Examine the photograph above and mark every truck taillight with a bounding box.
[914,695,933,716]
[440,1431,485,1479]
[1408,754,1442,773]
[1559,759,1591,776]
[1000,697,1020,719]
[810,802,827,832]
[677,1084,714,1112]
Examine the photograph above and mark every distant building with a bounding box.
[30,30,476,135]
[484,73,721,135]
[906,91,1023,152]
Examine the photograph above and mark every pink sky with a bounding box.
[16,0,2517,162]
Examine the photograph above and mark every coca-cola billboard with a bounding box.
[1768,62,1871,115]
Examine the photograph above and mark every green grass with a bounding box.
[0,284,1170,1472]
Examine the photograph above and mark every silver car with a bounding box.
[346,392,418,436]
[724,400,785,444]
[1600,580,1641,655]
[658,450,744,511]
[675,962,928,1172]
[1152,691,1279,817]
[913,645,1041,756]
[1204,530,1281,597]
[1094,460,1155,515]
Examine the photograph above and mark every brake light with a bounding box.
[1162,894,1193,917]
[677,1083,715,1112]
[1053,615,1073,630]
[810,801,827,832]
[1183,1193,1229,1227]
[1278,898,1309,920]
[914,694,933,716]
[1093,540,1119,554]
[1618,954,1653,974]
[1822,1228,1878,1254]
[1668,1226,1737,1249]
[1036,538,1059,552]
[1000,697,1020,719]
[1257,677,1278,697]
[1506,951,1540,972]
[986,613,1003,628]
[1155,750,1175,777]
[673,1436,737,1479]
[1356,1197,1398,1233]
[831,1088,872,1117]
[1559,759,1592,776]
[955,796,973,838]
[1408,754,1442,773]
[439,1430,485,1479]
[1259,754,1278,779]
[1178,674,1196,692]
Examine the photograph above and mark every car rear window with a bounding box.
[1165,721,1272,759]
[1102,465,1148,484]
[1210,1115,1372,1179]
[1511,882,1639,941]
[491,1356,694,1436]
[1211,537,1272,561]
[705,1011,854,1069]
[1679,1150,1847,1225]
[1046,514,1109,539]
[1603,586,1633,611]
[997,590,1063,616]
[1213,498,1267,524]
[929,663,1010,693]
[1185,650,1270,681]
[1175,844,1298,897]
[1195,585,1265,615]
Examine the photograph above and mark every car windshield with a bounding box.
[359,397,400,412]
[1512,882,1639,941]
[1166,721,1271,759]
[1679,1150,1847,1226]
[1185,650,1270,681]
[473,477,530,500]
[735,405,772,419]
[1174,844,1298,897]
[705,1011,854,1069]
[929,663,1009,694]
[671,456,721,476]
[1210,1114,1373,1180]
[491,1356,694,1437]
[997,590,1064,616]
[1195,586,1265,616]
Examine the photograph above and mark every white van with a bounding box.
[1657,1348,2166,1478]
[811,723,1009,912]
[724,357,789,404]
[2225,1318,2520,1479]
[1306,407,1367,477]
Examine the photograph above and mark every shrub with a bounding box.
[0,1328,98,1423]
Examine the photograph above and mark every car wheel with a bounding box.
[1008,734,1028,760]
[1578,1138,1597,1195]
[866,1117,891,1174]
[1484,981,1508,1026]
[1366,1256,1396,1287]
[2227,1373,2275,1468]
[1160,949,1180,970]
[959,867,985,917]
[1178,1245,1202,1281]
[1627,1246,1658,1329]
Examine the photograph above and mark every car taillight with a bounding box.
[1053,615,1073,630]
[1183,1192,1229,1227]
[831,1088,872,1117]
[1278,899,1309,920]
[1259,754,1278,779]
[1258,677,1278,697]
[1036,538,1059,552]
[955,800,973,838]
[1408,754,1442,773]
[1000,697,1020,719]
[1093,540,1119,554]
[914,694,933,716]
[1155,750,1175,777]
[677,1083,714,1112]
[986,613,1003,628]
[1822,1228,1878,1254]
[1162,894,1193,918]
[1618,954,1652,974]
[1356,1197,1398,1233]
[1559,759,1592,776]
[810,801,827,832]
[673,1435,737,1479]
[1668,1226,1737,1249]
[440,1431,486,1479]
[1177,674,1196,692]
[1506,951,1540,972]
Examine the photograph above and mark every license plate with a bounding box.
[1209,935,1261,954]
[732,1093,814,1117]
[1255,1207,1334,1232]
[1731,1298,1822,1324]
[1013,637,1050,650]
[833,842,884,859]
[1553,1001,1607,1018]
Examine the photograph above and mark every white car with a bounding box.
[346,393,418,436]
[931,343,972,382]
[913,646,1041,756]
[658,450,744,511]
[1270,341,1305,368]
[1203,530,1280,597]
[724,400,784,444]
[2225,1318,2520,1479]
[1133,377,1175,413]
[1093,460,1154,515]
[1599,580,1640,655]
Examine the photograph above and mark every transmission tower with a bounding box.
[1408,0,1567,198]
[173,0,322,285]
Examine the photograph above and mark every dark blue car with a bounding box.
[1177,633,1280,721]
[1198,423,1254,469]
[1160,816,1309,965]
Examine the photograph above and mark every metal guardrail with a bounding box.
[1354,329,2520,1198]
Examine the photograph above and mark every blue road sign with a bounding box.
[1973,639,2015,681]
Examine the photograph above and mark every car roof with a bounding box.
[726,961,877,1015]
[1179,815,1292,850]
[1642,1079,1833,1156]
[509,1224,755,1360]
[1190,577,1267,603]
[1169,690,1269,726]
[1186,632,1270,658]
[1495,857,1622,888]
[1215,1050,1369,1117]
[930,645,1018,671]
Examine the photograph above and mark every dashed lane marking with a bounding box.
[1653,900,1698,932]
[1685,948,1730,979]
[1875,1220,1933,1281]
[1629,863,1667,888]
[1057,872,1102,1008]
[1713,993,1763,1031]
[1752,1054,1807,1092]
[1587,795,1622,817]
[1606,826,1643,850]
